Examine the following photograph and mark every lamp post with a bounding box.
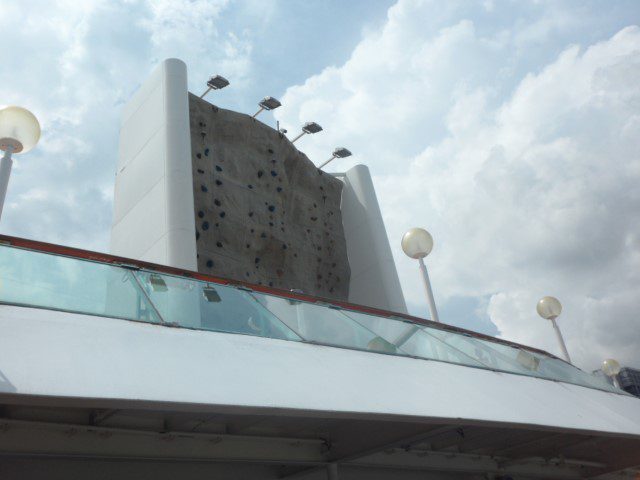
[200,74,230,99]
[602,358,622,388]
[318,147,351,169]
[252,96,281,118]
[401,227,440,323]
[536,296,571,363]
[0,106,41,220]
[291,122,323,144]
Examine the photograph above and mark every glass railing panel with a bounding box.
[426,327,622,392]
[133,271,301,341]
[535,356,620,393]
[0,244,626,394]
[339,310,418,354]
[424,328,545,377]
[251,294,381,349]
[341,309,488,368]
[0,245,161,323]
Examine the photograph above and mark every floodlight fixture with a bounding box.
[200,74,230,99]
[252,96,281,118]
[318,147,352,169]
[401,228,440,323]
[0,106,41,219]
[536,296,571,363]
[291,122,323,144]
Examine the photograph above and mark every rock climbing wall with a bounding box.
[189,94,350,301]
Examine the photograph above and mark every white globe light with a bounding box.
[602,358,621,377]
[536,296,562,320]
[0,106,41,154]
[401,227,433,259]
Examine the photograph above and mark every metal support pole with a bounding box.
[326,463,339,480]
[550,317,571,363]
[418,257,440,323]
[0,147,15,220]
[291,131,306,143]
[252,106,265,118]
[318,155,337,169]
[199,86,212,99]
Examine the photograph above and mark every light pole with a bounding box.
[253,96,281,118]
[200,74,230,99]
[401,227,440,323]
[602,358,622,388]
[291,122,323,144]
[318,147,351,169]
[536,296,571,363]
[0,106,41,220]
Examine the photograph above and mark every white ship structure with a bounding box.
[0,59,639,479]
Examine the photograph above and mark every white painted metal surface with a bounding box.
[1,305,638,436]
[337,165,408,313]
[110,58,197,270]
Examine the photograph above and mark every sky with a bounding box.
[1,0,640,371]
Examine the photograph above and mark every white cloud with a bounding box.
[275,0,640,370]
[0,0,252,250]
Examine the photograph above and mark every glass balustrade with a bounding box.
[0,244,162,323]
[0,243,623,394]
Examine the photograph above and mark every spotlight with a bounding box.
[200,75,230,99]
[318,147,352,169]
[291,122,323,144]
[253,96,281,118]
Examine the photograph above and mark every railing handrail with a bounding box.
[0,233,560,361]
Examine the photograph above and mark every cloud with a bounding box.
[274,0,640,370]
[0,0,252,250]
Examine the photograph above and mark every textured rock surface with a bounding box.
[189,94,350,300]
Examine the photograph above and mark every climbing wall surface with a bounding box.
[189,94,351,301]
